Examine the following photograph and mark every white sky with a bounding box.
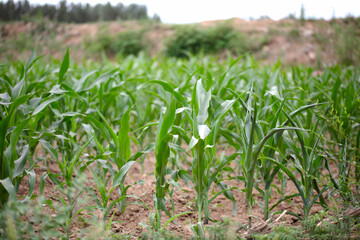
[17,0,360,24]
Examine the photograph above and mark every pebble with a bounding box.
[131,205,140,212]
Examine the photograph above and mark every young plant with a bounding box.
[227,85,305,227]
[0,52,42,207]
[153,96,176,230]
[268,113,330,220]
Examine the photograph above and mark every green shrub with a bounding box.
[165,24,271,58]
[83,29,146,56]
[165,27,207,58]
[230,32,270,55]
[333,23,360,65]
[165,24,236,58]
[112,30,146,56]
[83,29,114,54]
[288,27,301,40]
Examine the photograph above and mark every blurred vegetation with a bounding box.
[165,25,235,58]
[0,0,157,23]
[331,17,360,66]
[165,24,270,58]
[1,11,360,66]
[83,28,146,57]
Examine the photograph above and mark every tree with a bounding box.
[57,0,67,22]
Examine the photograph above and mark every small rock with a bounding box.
[308,52,316,60]
[131,205,140,212]
[303,29,313,37]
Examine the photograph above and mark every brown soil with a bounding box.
[0,18,338,66]
[17,146,331,239]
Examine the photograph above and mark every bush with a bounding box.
[83,29,113,54]
[112,30,146,56]
[230,32,271,55]
[333,23,360,66]
[84,29,146,57]
[165,24,271,58]
[165,24,236,58]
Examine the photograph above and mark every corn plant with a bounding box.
[187,80,239,231]
[0,53,43,207]
[264,109,330,220]
[260,101,324,220]
[1,49,360,239]
[153,96,176,230]
[224,82,306,227]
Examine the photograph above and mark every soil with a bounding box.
[0,18,339,66]
[17,146,330,239]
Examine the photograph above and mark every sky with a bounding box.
[19,0,360,24]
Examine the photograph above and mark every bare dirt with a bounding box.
[0,18,338,66]
[17,146,331,239]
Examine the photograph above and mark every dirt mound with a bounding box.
[0,18,338,66]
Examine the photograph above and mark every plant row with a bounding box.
[0,52,359,238]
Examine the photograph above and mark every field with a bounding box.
[0,49,359,239]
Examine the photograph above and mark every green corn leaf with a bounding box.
[245,102,257,172]
[171,169,192,183]
[208,98,237,148]
[12,78,25,100]
[103,196,126,222]
[27,169,36,197]
[0,96,29,180]
[59,48,70,84]
[264,157,306,205]
[129,144,154,161]
[282,102,326,126]
[89,169,106,203]
[32,95,63,116]
[40,173,48,196]
[39,139,58,162]
[209,186,238,204]
[246,126,305,212]
[154,97,176,229]
[156,99,176,151]
[253,127,306,160]
[141,80,188,107]
[10,118,30,162]
[170,125,191,144]
[161,211,195,231]
[106,210,117,231]
[25,51,43,71]
[117,108,132,169]
[68,137,93,180]
[48,172,61,185]
[82,114,112,143]
[112,161,135,188]
[196,79,211,125]
[87,187,102,208]
[14,145,29,178]
[216,182,237,216]
[269,193,301,211]
[0,178,16,201]
[95,110,119,147]
[209,153,241,186]
[198,125,211,140]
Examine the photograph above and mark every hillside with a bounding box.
[0,17,359,66]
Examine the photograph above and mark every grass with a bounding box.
[0,51,359,239]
